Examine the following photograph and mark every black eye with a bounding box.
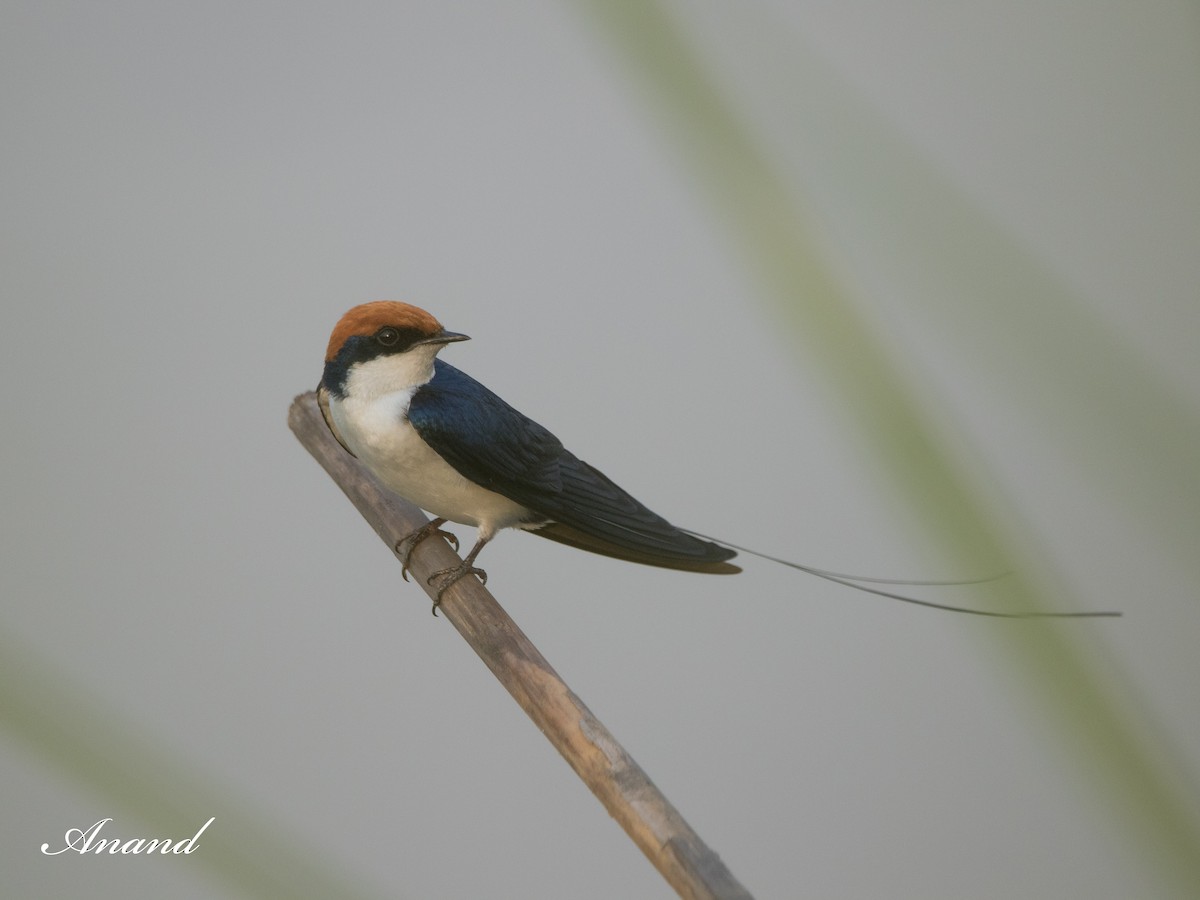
[376,326,401,346]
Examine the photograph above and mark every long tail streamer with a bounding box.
[684,530,1121,619]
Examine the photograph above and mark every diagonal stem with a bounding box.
[289,392,753,900]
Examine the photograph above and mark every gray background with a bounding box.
[4,2,1198,898]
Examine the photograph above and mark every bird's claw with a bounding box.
[426,565,488,616]
[393,519,458,581]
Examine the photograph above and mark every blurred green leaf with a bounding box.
[0,635,386,900]
[573,0,1200,895]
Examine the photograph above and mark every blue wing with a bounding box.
[406,360,738,573]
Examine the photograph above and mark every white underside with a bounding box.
[328,357,536,541]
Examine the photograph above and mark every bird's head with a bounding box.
[321,301,469,400]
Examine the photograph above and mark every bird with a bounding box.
[315,301,1120,620]
[318,301,738,612]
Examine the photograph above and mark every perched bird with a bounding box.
[316,301,1119,620]
[319,301,738,610]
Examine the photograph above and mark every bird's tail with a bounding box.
[532,521,740,574]
[682,530,1121,619]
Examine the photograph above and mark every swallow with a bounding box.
[314,301,1119,620]
[318,301,738,611]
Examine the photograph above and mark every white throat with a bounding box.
[342,346,440,401]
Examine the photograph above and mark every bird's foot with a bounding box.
[426,564,488,616]
[394,518,458,581]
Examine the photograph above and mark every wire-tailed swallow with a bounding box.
[315,301,1118,620]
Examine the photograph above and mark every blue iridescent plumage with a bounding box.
[406,360,739,572]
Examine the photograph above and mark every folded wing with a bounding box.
[406,361,739,573]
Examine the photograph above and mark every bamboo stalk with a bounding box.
[288,391,753,900]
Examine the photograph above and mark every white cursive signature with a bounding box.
[41,817,214,855]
